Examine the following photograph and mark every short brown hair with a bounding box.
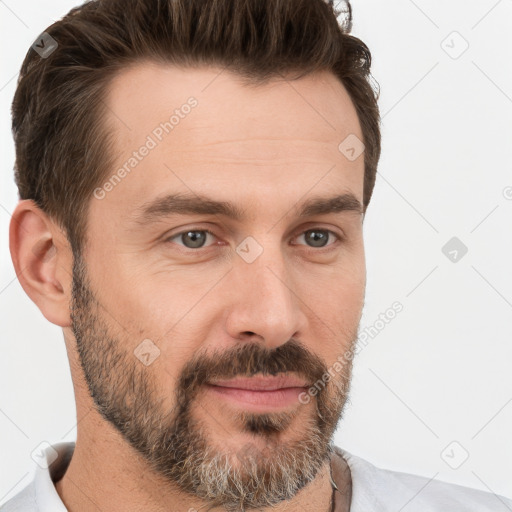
[11,0,381,257]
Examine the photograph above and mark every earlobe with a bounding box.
[9,199,73,327]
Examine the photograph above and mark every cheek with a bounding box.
[124,276,215,372]
[301,244,365,303]
[298,257,365,344]
[305,276,364,328]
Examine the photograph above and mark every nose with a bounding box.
[224,241,308,350]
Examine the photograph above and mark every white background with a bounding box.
[1,0,511,506]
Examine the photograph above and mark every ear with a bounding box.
[9,199,74,327]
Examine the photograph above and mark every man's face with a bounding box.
[70,62,366,510]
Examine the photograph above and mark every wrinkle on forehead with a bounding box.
[95,62,365,223]
[103,61,362,156]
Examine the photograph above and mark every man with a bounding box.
[2,0,511,511]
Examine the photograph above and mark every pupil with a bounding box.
[307,230,328,247]
[184,231,206,248]
[180,230,328,249]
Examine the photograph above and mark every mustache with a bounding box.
[176,338,327,402]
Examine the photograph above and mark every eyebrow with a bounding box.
[131,191,364,226]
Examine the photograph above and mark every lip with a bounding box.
[204,375,311,412]
[208,375,310,391]
[206,385,308,411]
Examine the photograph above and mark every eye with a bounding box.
[294,228,341,248]
[165,227,341,251]
[166,229,217,249]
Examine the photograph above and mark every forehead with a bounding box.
[104,61,362,147]
[97,61,364,219]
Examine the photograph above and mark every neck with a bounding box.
[54,412,341,511]
[330,448,352,511]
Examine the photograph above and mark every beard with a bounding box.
[69,253,356,512]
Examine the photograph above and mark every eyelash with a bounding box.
[164,227,344,254]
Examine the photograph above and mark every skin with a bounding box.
[9,62,366,511]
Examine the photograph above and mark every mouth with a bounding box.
[205,375,311,411]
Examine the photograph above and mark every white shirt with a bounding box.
[1,441,511,511]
